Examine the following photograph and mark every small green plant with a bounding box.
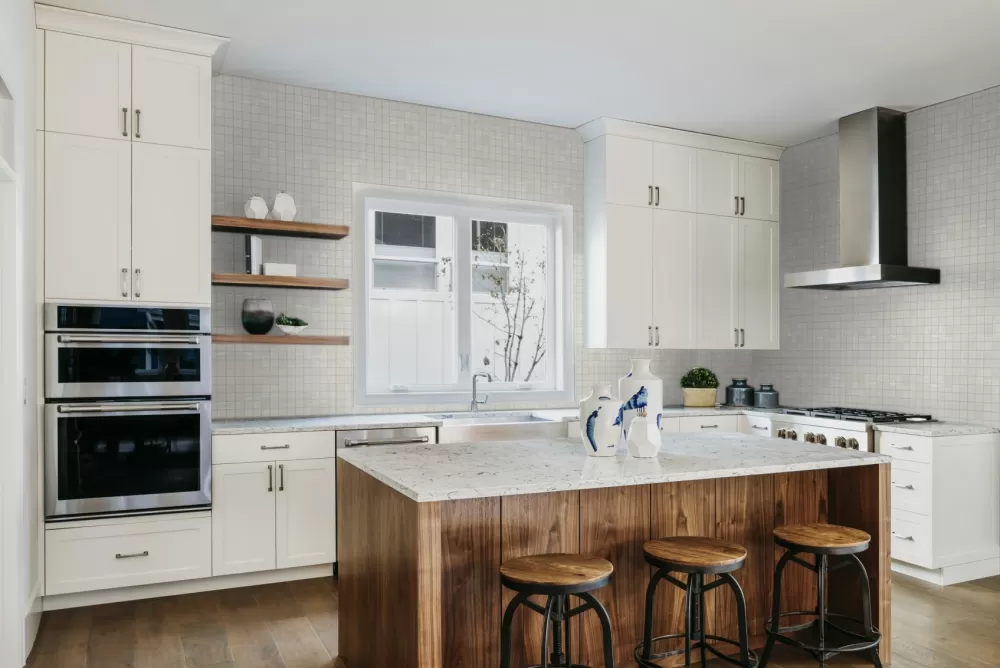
[276,314,308,327]
[680,367,718,389]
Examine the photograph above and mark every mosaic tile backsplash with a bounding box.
[211,75,752,418]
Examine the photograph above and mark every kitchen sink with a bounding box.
[432,412,568,443]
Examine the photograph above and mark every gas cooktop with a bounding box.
[780,406,934,424]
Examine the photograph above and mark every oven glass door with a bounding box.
[46,333,211,399]
[46,400,212,517]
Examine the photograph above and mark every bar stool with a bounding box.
[759,523,883,668]
[635,536,757,668]
[499,553,615,668]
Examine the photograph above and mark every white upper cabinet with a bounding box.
[740,219,780,349]
[696,214,739,349]
[132,46,212,150]
[275,458,338,569]
[45,133,132,302]
[739,156,780,221]
[603,204,654,349]
[132,143,211,304]
[45,31,131,140]
[652,210,696,348]
[697,150,740,217]
[653,143,697,211]
[603,135,654,207]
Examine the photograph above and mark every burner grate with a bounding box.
[805,407,933,423]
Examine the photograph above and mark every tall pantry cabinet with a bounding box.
[581,118,781,350]
[37,7,224,305]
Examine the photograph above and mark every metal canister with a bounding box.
[754,383,779,409]
[725,378,754,407]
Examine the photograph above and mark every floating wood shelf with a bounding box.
[211,215,349,240]
[212,273,349,291]
[213,334,350,346]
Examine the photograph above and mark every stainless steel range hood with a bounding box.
[784,107,940,290]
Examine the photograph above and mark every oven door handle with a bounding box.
[56,334,202,345]
[56,402,201,414]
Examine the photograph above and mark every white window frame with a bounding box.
[353,184,574,407]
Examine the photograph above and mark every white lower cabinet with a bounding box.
[212,462,277,575]
[678,415,739,433]
[276,458,337,569]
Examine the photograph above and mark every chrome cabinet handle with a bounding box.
[135,109,141,138]
[654,186,660,206]
[121,267,129,297]
[134,268,141,298]
[734,196,739,215]
[700,424,719,429]
[891,445,915,451]
[654,326,660,346]
[342,436,430,448]
[752,425,767,430]
[648,185,653,206]
[260,444,291,451]
[115,550,149,559]
[121,108,128,137]
[278,464,284,491]
[734,328,738,348]
[892,483,915,490]
[740,328,745,347]
[892,532,915,541]
[267,464,273,492]
[740,196,746,216]
[648,325,653,346]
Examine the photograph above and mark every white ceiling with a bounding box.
[42,0,1000,146]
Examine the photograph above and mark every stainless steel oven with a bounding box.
[45,399,212,517]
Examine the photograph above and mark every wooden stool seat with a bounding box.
[643,536,748,574]
[773,523,870,554]
[500,553,613,590]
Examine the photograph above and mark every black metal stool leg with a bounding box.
[563,595,573,668]
[577,591,615,668]
[698,575,708,668]
[549,595,566,667]
[817,553,827,667]
[640,569,666,661]
[759,549,794,668]
[850,554,884,668]
[501,591,529,668]
[720,572,752,668]
[684,574,695,666]
[539,595,555,668]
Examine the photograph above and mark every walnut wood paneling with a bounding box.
[440,497,501,667]
[773,470,828,627]
[579,485,650,666]
[649,480,718,657]
[716,475,774,646]
[828,463,891,665]
[500,491,580,666]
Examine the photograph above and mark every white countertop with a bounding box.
[336,433,890,502]
[873,421,999,437]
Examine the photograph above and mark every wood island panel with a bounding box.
[500,491,581,666]
[579,484,651,666]
[773,470,828,627]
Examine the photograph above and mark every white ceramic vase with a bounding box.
[244,194,269,220]
[617,359,663,441]
[271,191,297,221]
[579,384,619,457]
[627,416,662,458]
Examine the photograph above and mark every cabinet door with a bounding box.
[46,32,131,140]
[697,150,740,216]
[132,143,210,304]
[652,142,697,211]
[605,204,654,349]
[740,219,780,350]
[45,133,132,301]
[212,462,276,576]
[739,156,779,221]
[132,46,212,150]
[604,135,654,208]
[651,209,695,348]
[695,214,739,349]
[275,458,337,569]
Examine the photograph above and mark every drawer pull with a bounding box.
[890,445,915,451]
[115,550,149,559]
[260,444,291,450]
[892,483,915,490]
[752,425,767,430]
[892,532,915,541]
[700,425,718,429]
[343,436,430,448]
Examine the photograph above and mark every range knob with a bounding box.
[815,434,827,445]
[847,438,860,450]
[777,428,787,438]
[804,432,816,443]
[835,436,847,449]
[786,430,797,440]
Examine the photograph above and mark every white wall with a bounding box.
[0,0,40,665]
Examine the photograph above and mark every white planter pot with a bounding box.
[617,359,663,443]
[579,384,619,457]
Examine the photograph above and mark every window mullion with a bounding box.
[455,215,473,388]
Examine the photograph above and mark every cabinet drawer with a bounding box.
[213,430,336,464]
[890,464,932,516]
[891,509,933,568]
[659,417,680,433]
[678,415,739,433]
[741,415,772,437]
[879,433,932,464]
[46,514,211,595]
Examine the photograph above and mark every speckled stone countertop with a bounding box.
[336,433,890,502]
[873,421,1000,437]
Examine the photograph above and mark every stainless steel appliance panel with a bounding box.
[336,427,437,449]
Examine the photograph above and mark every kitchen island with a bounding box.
[336,434,891,668]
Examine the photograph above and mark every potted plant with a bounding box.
[680,367,719,407]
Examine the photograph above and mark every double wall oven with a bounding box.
[44,305,212,518]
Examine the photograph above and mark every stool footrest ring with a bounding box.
[763,613,882,655]
[634,633,760,668]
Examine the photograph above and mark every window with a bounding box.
[355,187,572,405]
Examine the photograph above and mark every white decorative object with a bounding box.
[617,359,664,442]
[277,323,308,336]
[262,262,297,277]
[627,416,662,458]
[579,384,619,457]
[271,191,297,221]
[245,194,268,220]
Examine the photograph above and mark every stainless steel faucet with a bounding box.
[471,372,493,412]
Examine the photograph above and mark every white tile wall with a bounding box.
[212,75,752,418]
[753,85,1000,425]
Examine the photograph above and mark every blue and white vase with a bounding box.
[579,384,619,457]
[617,359,663,445]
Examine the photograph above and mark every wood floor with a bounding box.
[26,573,1000,667]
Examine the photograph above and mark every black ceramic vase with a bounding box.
[241,298,275,335]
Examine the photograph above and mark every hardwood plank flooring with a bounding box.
[27,573,1000,668]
